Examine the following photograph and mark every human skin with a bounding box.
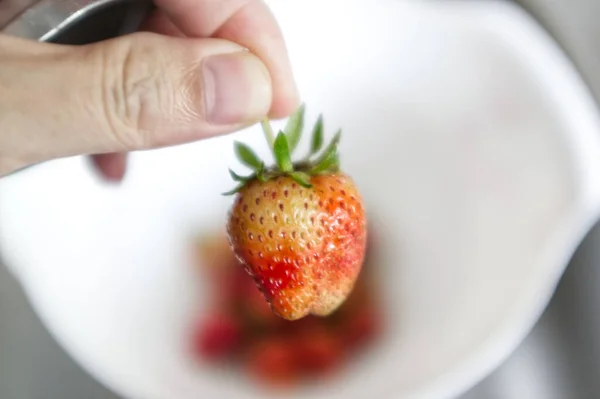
[0,0,299,180]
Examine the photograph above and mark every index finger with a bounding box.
[154,0,299,118]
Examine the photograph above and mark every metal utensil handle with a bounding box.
[1,0,153,41]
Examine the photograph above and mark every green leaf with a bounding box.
[313,128,341,165]
[310,114,324,155]
[311,151,339,174]
[222,183,246,196]
[274,131,294,173]
[260,118,276,149]
[229,169,254,182]
[290,171,313,188]
[234,142,262,169]
[284,103,305,153]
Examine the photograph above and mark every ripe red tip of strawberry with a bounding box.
[224,104,367,321]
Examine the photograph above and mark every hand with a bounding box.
[0,0,299,180]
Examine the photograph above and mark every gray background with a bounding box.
[2,0,600,398]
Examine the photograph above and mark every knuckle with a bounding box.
[96,33,184,149]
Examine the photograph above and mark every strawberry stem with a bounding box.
[223,105,342,196]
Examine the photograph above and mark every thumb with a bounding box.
[0,33,272,173]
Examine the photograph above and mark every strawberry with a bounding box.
[342,306,382,350]
[245,337,298,386]
[223,105,367,320]
[192,312,243,361]
[293,324,344,374]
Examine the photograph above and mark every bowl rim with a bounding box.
[3,1,600,399]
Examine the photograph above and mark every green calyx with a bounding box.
[223,103,342,196]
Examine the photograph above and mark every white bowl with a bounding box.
[3,1,600,398]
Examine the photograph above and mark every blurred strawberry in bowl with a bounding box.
[189,229,384,389]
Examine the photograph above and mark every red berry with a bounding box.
[227,174,367,320]
[224,106,368,321]
[245,338,297,386]
[343,307,382,349]
[293,325,344,374]
[192,312,242,360]
[212,264,249,310]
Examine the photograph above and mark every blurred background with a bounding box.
[2,0,600,398]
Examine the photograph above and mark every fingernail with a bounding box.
[202,52,272,125]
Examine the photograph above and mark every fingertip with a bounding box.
[268,89,301,119]
[90,153,128,182]
[213,0,300,120]
[202,51,272,125]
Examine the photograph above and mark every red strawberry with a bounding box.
[245,337,297,386]
[293,325,344,374]
[192,312,242,360]
[223,105,367,320]
[343,306,382,350]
